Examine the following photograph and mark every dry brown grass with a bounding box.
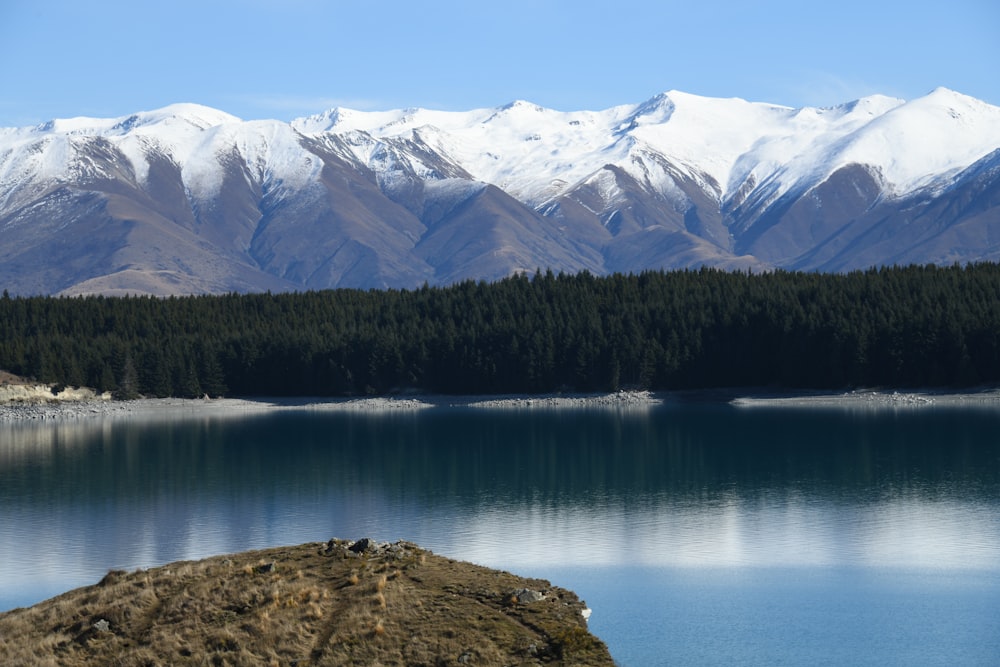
[0,539,613,666]
[0,369,30,385]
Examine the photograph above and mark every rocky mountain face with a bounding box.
[1,89,998,295]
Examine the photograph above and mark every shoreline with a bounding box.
[0,390,664,421]
[728,386,1000,408]
[2,386,1000,422]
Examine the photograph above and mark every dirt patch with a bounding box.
[0,370,31,385]
[0,539,612,666]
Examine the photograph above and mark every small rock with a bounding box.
[386,541,412,558]
[512,588,545,603]
[256,562,276,574]
[93,619,110,633]
[348,537,375,554]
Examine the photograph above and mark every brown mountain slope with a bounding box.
[0,539,613,667]
[3,93,1000,295]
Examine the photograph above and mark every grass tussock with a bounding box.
[0,539,613,666]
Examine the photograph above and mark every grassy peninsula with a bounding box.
[0,539,612,667]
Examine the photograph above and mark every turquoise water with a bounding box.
[1,404,999,665]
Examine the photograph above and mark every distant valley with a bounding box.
[1,88,998,295]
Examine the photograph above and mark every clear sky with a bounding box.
[1,0,997,126]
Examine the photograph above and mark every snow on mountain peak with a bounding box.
[827,88,1000,194]
[0,102,318,204]
[292,106,457,136]
[3,89,999,220]
[625,92,677,127]
[483,100,555,126]
[284,89,1000,208]
[22,103,239,138]
[498,100,545,113]
[122,103,242,130]
[924,86,977,103]
[291,107,353,134]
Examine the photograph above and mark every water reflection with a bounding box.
[4,407,996,498]
[1,405,999,605]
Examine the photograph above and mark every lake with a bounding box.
[1,402,999,665]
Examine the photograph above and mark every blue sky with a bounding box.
[1,0,997,126]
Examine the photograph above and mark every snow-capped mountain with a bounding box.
[1,89,999,295]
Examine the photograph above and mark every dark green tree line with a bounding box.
[1,263,999,398]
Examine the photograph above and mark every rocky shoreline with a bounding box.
[3,386,1000,422]
[730,386,1000,408]
[0,390,664,421]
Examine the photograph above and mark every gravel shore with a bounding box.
[0,390,663,421]
[3,387,999,422]
[730,387,1000,408]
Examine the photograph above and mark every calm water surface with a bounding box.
[1,404,999,665]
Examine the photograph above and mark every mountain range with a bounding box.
[1,88,999,296]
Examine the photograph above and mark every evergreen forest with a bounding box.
[1,263,999,398]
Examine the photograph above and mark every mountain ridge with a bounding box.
[1,89,998,295]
